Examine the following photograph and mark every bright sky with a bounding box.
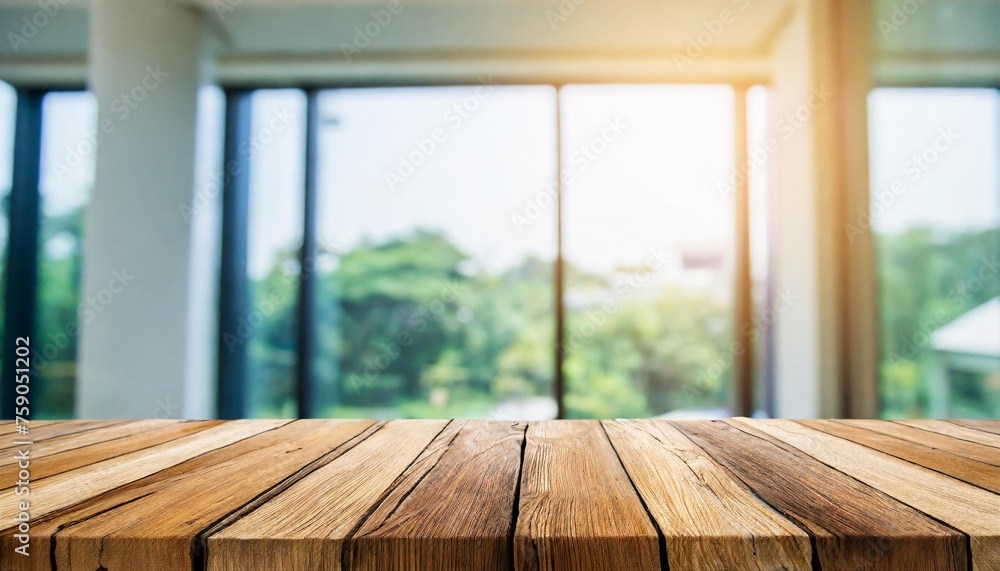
[250,84,735,279]
[0,83,996,280]
[868,88,1000,234]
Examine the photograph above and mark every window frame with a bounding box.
[0,85,89,419]
[864,83,1000,418]
[216,81,763,420]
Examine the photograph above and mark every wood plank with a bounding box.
[861,420,1000,465]
[733,418,999,571]
[895,419,1000,449]
[603,419,812,571]
[0,420,126,444]
[0,420,53,438]
[207,420,448,571]
[674,420,967,571]
[950,420,1000,437]
[515,420,661,571]
[1,420,376,571]
[349,420,525,571]
[1,419,993,570]
[0,426,125,460]
[0,419,288,532]
[802,420,1000,478]
[0,420,222,483]
[35,420,376,571]
[0,420,173,460]
[820,419,1000,489]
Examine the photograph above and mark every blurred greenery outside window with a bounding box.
[870,88,1000,419]
[246,85,761,420]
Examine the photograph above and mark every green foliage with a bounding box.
[252,229,736,419]
[246,253,300,417]
[565,287,730,418]
[37,208,997,420]
[877,227,1000,418]
[32,204,86,419]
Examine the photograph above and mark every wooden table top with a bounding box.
[1,419,998,570]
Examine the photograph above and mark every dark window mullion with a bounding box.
[218,89,253,420]
[555,86,566,420]
[296,89,319,419]
[2,89,44,420]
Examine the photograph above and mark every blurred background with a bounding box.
[0,0,997,421]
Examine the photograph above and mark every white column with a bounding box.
[767,1,833,419]
[78,0,214,418]
[768,0,877,418]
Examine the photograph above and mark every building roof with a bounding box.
[931,297,1000,359]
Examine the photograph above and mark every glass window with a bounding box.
[233,83,766,420]
[561,85,736,418]
[314,86,557,419]
[748,85,773,416]
[869,88,1000,418]
[0,82,15,381]
[246,89,306,418]
[34,91,96,419]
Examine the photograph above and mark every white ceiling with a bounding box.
[208,0,795,54]
[0,0,795,58]
[1,0,998,86]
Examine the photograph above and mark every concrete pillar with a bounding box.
[79,0,213,418]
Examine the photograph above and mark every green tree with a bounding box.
[877,227,1000,417]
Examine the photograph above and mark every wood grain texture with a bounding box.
[734,418,999,571]
[0,420,52,437]
[950,420,1000,437]
[515,420,661,571]
[895,419,1000,448]
[853,419,1000,465]
[0,420,221,483]
[0,420,124,444]
[207,420,448,571]
[2,419,996,571]
[603,419,813,571]
[349,420,525,571]
[0,420,177,463]
[51,420,375,571]
[0,420,287,532]
[675,420,967,571]
[1,421,376,571]
[806,419,1000,491]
